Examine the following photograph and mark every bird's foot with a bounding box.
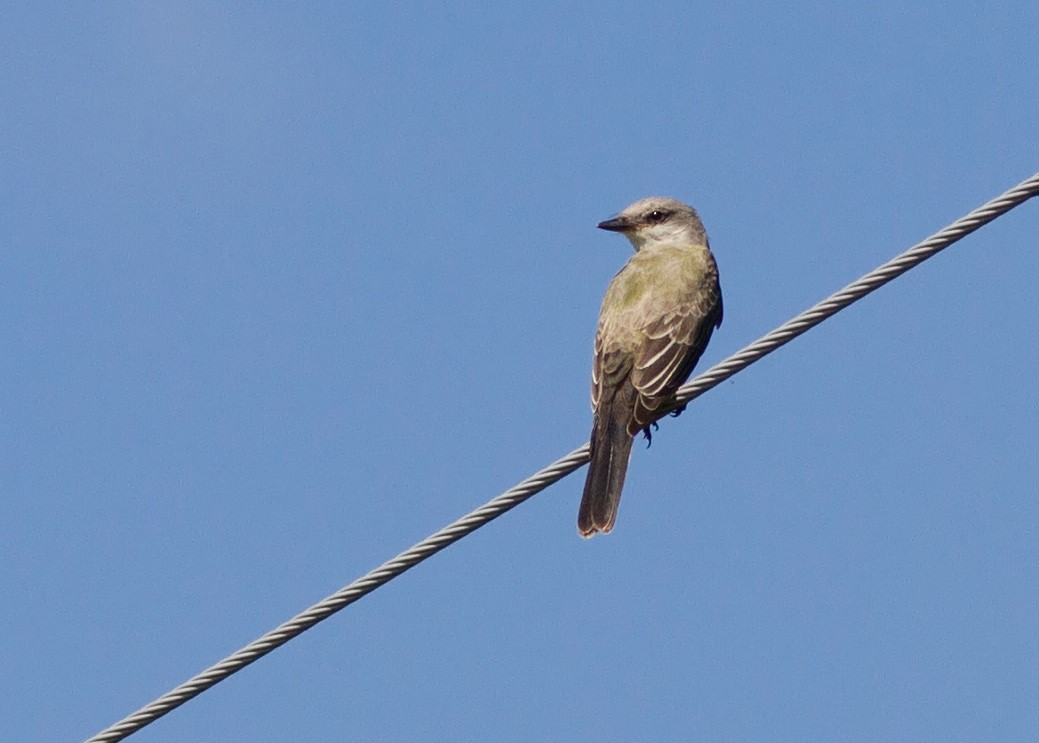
[669,403,687,418]
[642,421,660,448]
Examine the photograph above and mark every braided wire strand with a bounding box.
[676,173,1039,403]
[85,172,1039,742]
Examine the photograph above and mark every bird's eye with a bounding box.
[648,210,668,223]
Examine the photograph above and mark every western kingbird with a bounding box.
[578,197,723,537]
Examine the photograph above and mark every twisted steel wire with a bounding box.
[86,172,1039,742]
[675,171,1039,406]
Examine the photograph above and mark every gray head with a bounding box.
[597,196,708,252]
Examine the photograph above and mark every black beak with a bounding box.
[597,216,631,232]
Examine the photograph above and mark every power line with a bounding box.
[674,172,1039,406]
[85,172,1039,742]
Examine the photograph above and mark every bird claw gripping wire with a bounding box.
[642,421,660,447]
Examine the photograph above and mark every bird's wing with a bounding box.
[592,246,722,423]
[629,284,722,432]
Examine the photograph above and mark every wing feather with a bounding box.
[592,244,722,435]
[628,286,722,433]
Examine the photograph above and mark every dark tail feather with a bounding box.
[577,407,635,537]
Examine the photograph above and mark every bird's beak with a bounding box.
[597,216,632,232]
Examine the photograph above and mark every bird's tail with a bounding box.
[578,404,635,537]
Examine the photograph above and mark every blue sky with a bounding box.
[3,3,1038,741]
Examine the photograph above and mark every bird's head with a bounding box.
[597,196,707,252]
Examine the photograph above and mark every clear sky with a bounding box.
[3,3,1038,741]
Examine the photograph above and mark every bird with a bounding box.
[578,196,723,537]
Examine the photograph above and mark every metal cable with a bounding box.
[85,172,1039,743]
[675,172,1039,405]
